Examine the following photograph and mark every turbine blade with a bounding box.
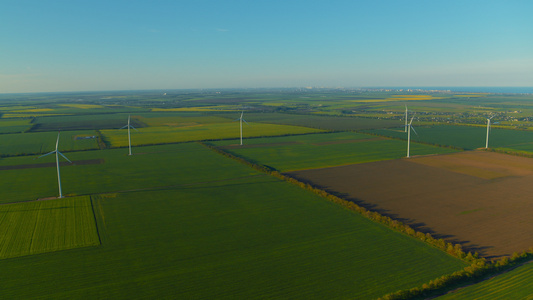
[409,115,415,125]
[120,125,128,129]
[38,150,56,158]
[130,125,139,132]
[58,151,72,163]
[411,126,418,136]
[243,119,249,125]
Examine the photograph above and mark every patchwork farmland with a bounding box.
[0,143,468,299]
[1,89,533,298]
[213,132,458,171]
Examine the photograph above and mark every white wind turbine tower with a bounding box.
[404,105,409,132]
[120,115,138,155]
[234,111,249,145]
[38,131,72,198]
[405,115,418,158]
[485,115,495,149]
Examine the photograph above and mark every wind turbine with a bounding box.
[38,131,72,198]
[120,115,138,155]
[485,115,495,149]
[404,105,409,132]
[234,111,249,145]
[405,115,418,158]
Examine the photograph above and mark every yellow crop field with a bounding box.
[101,122,323,147]
[152,106,238,112]
[2,113,69,118]
[454,94,488,98]
[12,108,55,113]
[58,104,105,109]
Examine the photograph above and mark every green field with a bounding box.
[0,130,100,156]
[0,176,467,299]
[101,122,323,147]
[365,124,533,153]
[136,114,231,126]
[0,196,99,259]
[217,112,400,130]
[1,90,532,298]
[0,118,33,133]
[212,132,459,171]
[0,143,265,203]
[439,262,533,299]
[31,113,142,131]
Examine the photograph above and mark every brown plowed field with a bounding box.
[287,151,533,258]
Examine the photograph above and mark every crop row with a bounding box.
[0,196,99,259]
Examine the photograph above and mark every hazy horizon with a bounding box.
[2,1,532,93]
[2,86,533,96]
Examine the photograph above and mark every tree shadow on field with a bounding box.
[288,174,498,257]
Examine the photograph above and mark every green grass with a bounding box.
[0,119,33,134]
[0,177,467,299]
[101,122,323,147]
[0,130,99,156]
[364,124,533,153]
[216,112,400,130]
[0,143,264,203]
[137,115,231,126]
[0,196,99,259]
[31,113,141,131]
[212,132,459,171]
[439,262,533,299]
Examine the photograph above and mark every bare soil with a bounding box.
[287,151,533,258]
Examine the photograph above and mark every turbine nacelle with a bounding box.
[120,115,138,155]
[234,111,249,145]
[37,131,72,198]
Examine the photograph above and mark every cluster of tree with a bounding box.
[95,130,108,149]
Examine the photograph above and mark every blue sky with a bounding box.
[1,0,532,93]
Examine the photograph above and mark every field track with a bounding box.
[288,151,533,258]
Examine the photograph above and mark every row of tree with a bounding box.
[200,141,533,299]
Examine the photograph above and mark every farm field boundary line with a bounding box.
[359,129,466,151]
[89,196,103,246]
[200,141,474,257]
[101,130,335,150]
[0,173,268,206]
[0,159,104,171]
[0,131,333,159]
[200,141,533,300]
[437,260,533,299]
